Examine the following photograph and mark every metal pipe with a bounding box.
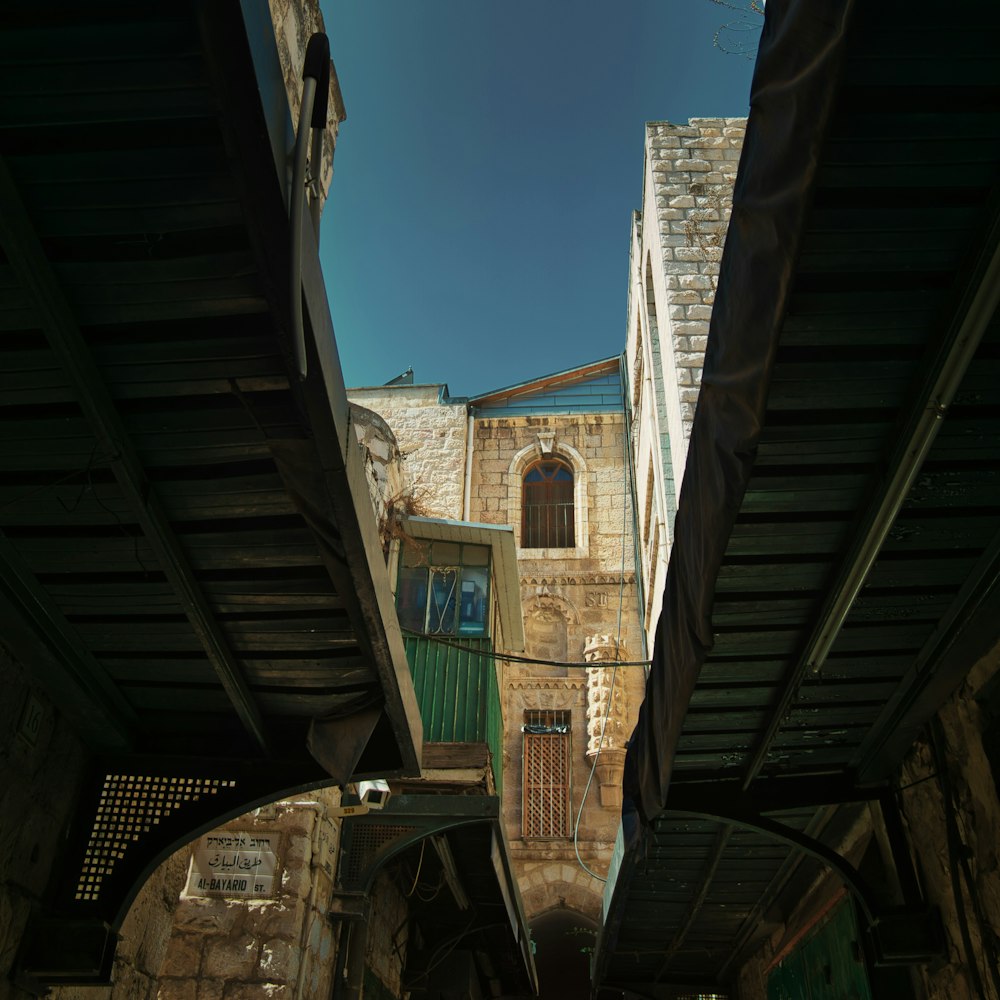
[463,410,474,520]
[291,801,327,1000]
[309,126,324,241]
[330,919,351,1000]
[343,917,368,1000]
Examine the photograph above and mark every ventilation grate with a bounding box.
[75,774,236,902]
[340,823,418,885]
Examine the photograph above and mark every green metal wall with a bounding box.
[767,900,872,1000]
[403,636,504,795]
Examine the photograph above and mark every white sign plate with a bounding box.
[185,830,279,899]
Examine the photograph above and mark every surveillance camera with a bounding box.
[362,788,390,810]
[358,779,391,810]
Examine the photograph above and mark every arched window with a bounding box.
[522,459,574,548]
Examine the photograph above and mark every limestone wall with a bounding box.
[347,385,469,520]
[468,413,644,921]
[625,117,745,650]
[644,118,744,474]
[365,871,408,997]
[268,0,345,207]
[899,649,1000,1000]
[344,386,646,923]
[156,794,342,1000]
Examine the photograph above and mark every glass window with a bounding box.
[395,541,491,636]
[522,459,574,548]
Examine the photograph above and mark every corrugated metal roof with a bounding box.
[597,0,1000,993]
[471,355,623,414]
[0,0,422,959]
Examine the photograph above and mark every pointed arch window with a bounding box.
[522,459,574,549]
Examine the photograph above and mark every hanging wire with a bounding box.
[572,407,633,884]
[405,838,427,897]
[400,629,650,668]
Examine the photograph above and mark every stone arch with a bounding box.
[521,591,580,666]
[529,903,600,1000]
[519,864,605,924]
[508,439,589,558]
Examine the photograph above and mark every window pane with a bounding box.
[396,565,428,632]
[427,568,458,634]
[522,460,575,548]
[458,566,488,635]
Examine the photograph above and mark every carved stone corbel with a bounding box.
[584,634,628,809]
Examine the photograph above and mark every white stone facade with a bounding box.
[624,117,745,650]
[347,385,469,521]
[349,382,645,928]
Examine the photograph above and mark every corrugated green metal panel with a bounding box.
[767,901,871,1000]
[404,636,503,792]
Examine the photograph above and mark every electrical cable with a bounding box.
[406,839,427,897]
[571,403,634,884]
[401,630,650,668]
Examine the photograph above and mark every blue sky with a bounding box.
[318,1,759,397]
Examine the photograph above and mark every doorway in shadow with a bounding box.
[530,908,599,1000]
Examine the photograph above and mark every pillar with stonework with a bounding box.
[584,634,629,809]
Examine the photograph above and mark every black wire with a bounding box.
[401,629,651,668]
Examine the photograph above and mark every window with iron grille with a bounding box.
[522,710,571,838]
[522,460,574,548]
[396,540,491,636]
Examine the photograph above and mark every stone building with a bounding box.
[624,117,745,654]
[349,358,647,988]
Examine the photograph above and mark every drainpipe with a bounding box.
[462,408,475,520]
[619,352,648,662]
[330,921,351,1000]
[342,918,368,1000]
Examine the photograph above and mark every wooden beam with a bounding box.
[654,824,732,983]
[0,156,269,753]
[0,532,135,750]
[742,203,1000,790]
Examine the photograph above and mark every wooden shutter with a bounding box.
[523,730,571,838]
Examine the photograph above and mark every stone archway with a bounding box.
[522,591,579,667]
[529,906,600,1000]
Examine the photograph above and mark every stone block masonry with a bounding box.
[624,116,745,658]
[647,118,745,475]
[154,794,343,1000]
[348,385,469,520]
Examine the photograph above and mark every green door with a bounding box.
[768,900,872,1000]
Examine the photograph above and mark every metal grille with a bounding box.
[76,774,236,901]
[522,461,574,548]
[339,823,418,886]
[523,712,571,838]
